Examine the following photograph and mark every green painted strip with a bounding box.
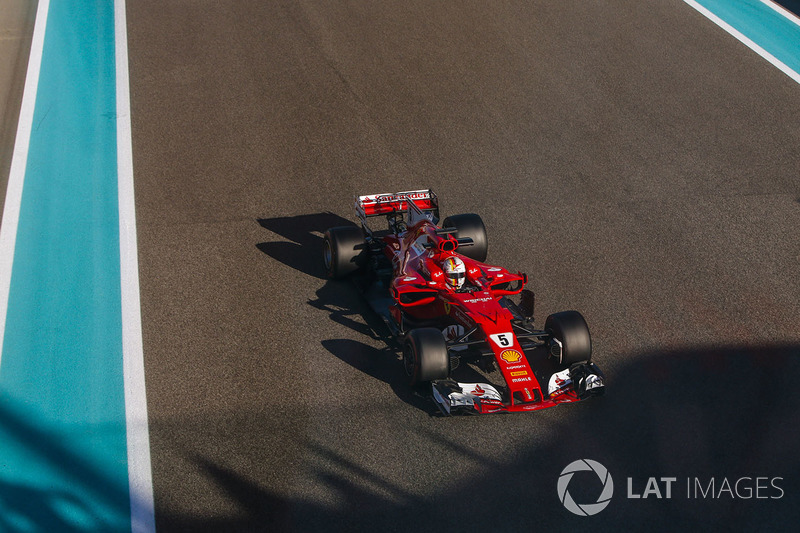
[0,0,131,530]
[690,0,800,80]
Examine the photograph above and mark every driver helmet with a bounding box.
[443,256,466,290]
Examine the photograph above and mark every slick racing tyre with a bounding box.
[545,310,592,366]
[403,328,450,387]
[323,226,366,279]
[442,213,488,262]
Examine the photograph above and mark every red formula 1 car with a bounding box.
[323,189,604,415]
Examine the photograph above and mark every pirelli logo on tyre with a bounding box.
[500,350,522,363]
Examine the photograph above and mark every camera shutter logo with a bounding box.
[557,459,614,516]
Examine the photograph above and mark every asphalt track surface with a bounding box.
[3,1,800,531]
[0,0,36,219]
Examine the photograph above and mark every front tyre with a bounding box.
[323,226,366,279]
[403,328,450,387]
[545,310,592,366]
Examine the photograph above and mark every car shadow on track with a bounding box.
[153,342,800,532]
[307,278,389,344]
[310,280,451,415]
[258,213,441,413]
[320,338,435,414]
[257,212,354,280]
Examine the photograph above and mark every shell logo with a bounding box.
[500,350,522,363]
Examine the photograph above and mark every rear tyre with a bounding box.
[403,328,450,387]
[323,226,366,279]
[442,213,488,262]
[545,310,592,365]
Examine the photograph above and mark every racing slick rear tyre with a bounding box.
[442,213,488,262]
[545,310,592,366]
[323,226,366,279]
[403,328,450,387]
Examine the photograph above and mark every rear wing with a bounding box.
[355,189,438,218]
[356,189,440,235]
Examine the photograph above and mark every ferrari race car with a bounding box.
[323,189,604,415]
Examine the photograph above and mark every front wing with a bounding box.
[431,362,605,415]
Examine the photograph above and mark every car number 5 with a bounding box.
[489,333,513,347]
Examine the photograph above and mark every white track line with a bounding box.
[761,0,800,29]
[115,1,156,531]
[683,0,800,85]
[0,0,50,369]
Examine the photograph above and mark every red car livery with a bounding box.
[324,189,604,415]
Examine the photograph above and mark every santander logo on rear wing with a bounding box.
[355,189,438,218]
